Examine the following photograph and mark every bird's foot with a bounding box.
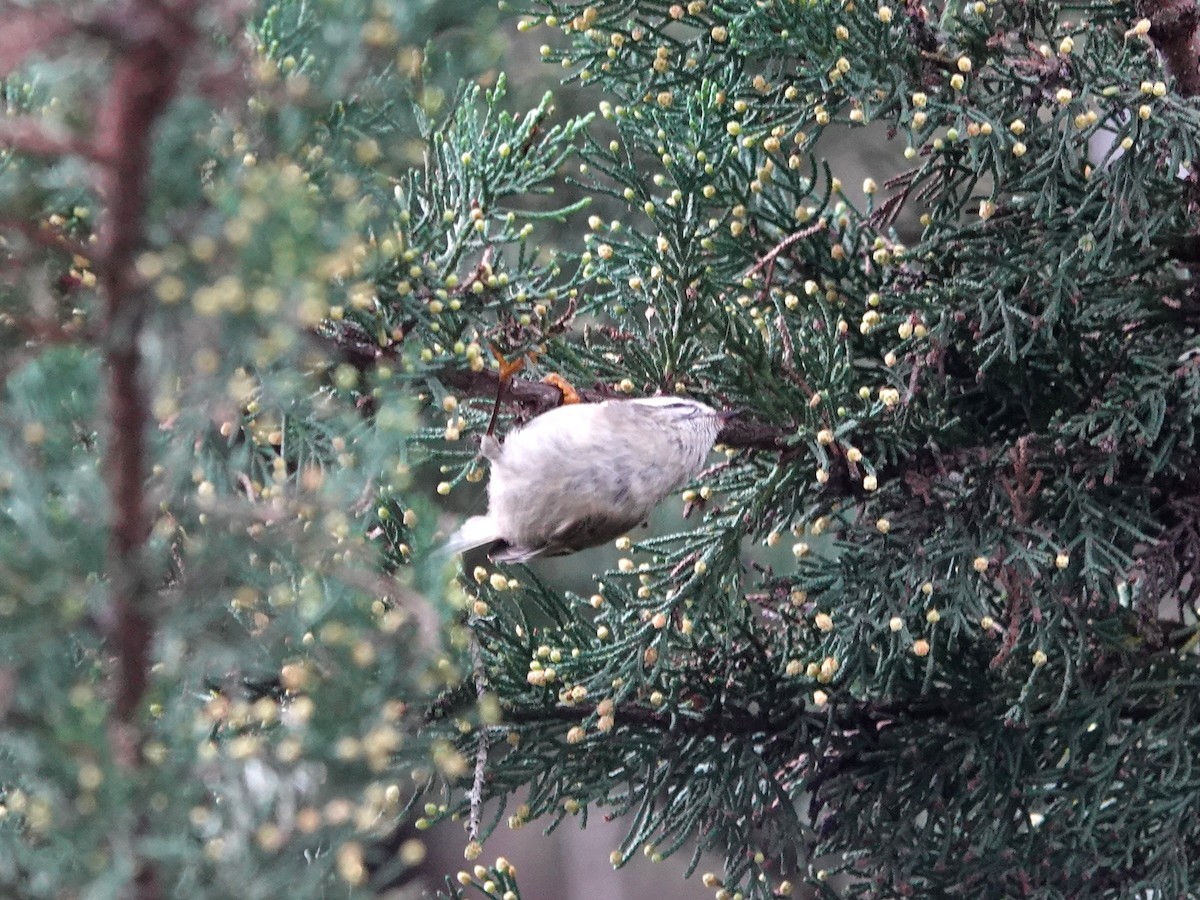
[489,343,531,382]
[541,372,581,404]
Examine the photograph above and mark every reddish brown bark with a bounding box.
[91,0,196,753]
[88,7,198,900]
[1139,0,1200,97]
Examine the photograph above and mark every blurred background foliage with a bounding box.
[0,0,536,896]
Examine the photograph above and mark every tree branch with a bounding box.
[438,368,790,452]
[0,217,92,260]
[466,632,490,848]
[93,0,196,757]
[81,3,200,897]
[1140,0,1200,97]
[0,116,101,161]
[498,698,815,739]
[742,221,825,281]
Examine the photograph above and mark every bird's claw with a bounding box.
[541,372,581,404]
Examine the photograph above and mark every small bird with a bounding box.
[447,396,728,562]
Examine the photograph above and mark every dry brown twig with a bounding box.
[743,220,826,292]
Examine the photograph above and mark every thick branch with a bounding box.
[8,4,210,898]
[440,365,608,408]
[90,0,195,779]
[1140,0,1200,96]
[439,368,789,452]
[499,688,1169,747]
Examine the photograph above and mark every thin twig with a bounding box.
[773,313,820,404]
[743,221,826,280]
[484,368,507,438]
[0,217,92,260]
[466,632,490,846]
[0,116,103,161]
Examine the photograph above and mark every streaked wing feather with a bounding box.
[542,512,644,557]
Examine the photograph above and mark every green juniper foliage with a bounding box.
[420,0,1200,898]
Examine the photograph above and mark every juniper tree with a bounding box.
[5,0,1200,899]
[424,1,1200,898]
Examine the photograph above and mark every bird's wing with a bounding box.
[542,511,645,557]
[490,511,644,563]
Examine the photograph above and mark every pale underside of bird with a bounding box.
[447,397,726,562]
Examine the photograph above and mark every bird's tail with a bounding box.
[445,515,498,556]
